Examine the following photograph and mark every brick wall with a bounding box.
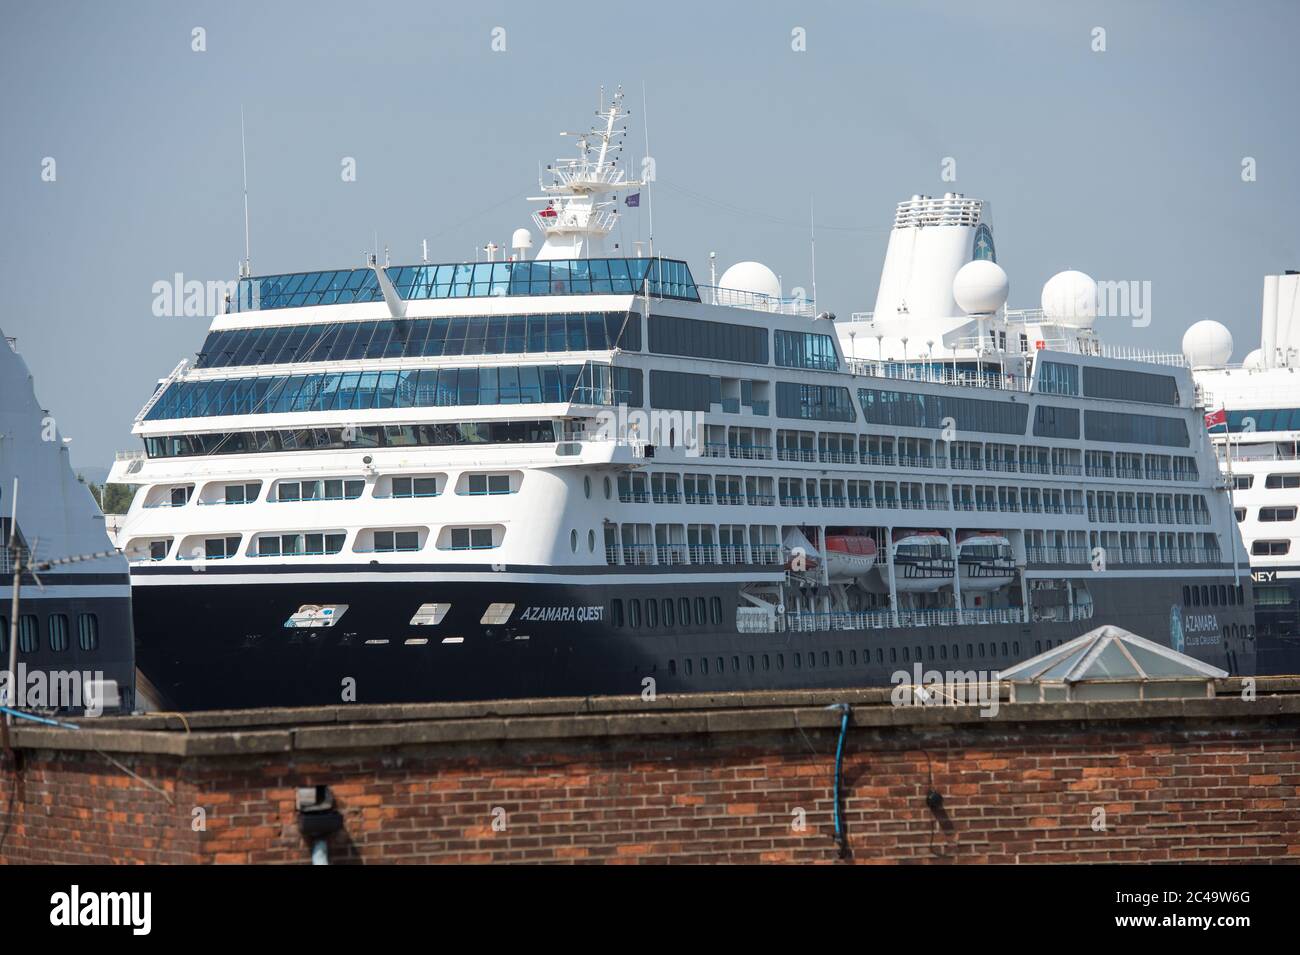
[1,691,1297,864]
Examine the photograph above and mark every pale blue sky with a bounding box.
[2,0,1297,468]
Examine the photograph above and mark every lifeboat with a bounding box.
[956,530,1016,592]
[823,535,878,580]
[889,530,954,592]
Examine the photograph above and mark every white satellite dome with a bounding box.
[1181,320,1234,368]
[1243,347,1265,370]
[1041,270,1098,326]
[718,261,782,301]
[952,259,1009,315]
[511,227,533,252]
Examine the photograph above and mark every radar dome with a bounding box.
[718,261,782,301]
[511,227,533,252]
[1041,270,1097,326]
[952,260,1009,315]
[1181,320,1233,368]
[1243,348,1265,370]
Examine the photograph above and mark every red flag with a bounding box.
[1204,408,1227,429]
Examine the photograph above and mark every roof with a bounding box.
[998,625,1228,684]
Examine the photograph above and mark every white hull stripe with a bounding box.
[0,585,132,599]
[128,571,782,587]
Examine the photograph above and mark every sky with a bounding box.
[2,0,1297,470]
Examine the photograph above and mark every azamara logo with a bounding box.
[49,885,151,935]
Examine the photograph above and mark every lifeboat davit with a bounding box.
[782,527,820,574]
[823,535,878,580]
[956,530,1016,592]
[889,529,954,592]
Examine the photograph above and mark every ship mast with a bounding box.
[529,86,642,261]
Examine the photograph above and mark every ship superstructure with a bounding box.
[1192,272,1300,673]
[108,90,1254,709]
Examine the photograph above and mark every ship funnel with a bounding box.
[1260,272,1300,368]
[871,194,993,323]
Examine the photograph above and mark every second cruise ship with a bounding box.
[108,89,1254,709]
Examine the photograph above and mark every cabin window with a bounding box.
[48,614,69,652]
[77,613,99,651]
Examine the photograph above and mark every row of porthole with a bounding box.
[569,529,598,554]
[0,613,101,654]
[583,475,616,501]
[666,638,1039,678]
[610,596,724,630]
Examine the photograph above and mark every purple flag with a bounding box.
[625,193,640,207]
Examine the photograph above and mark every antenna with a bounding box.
[641,81,654,259]
[810,197,817,314]
[240,106,251,278]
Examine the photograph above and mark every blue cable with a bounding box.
[828,702,851,855]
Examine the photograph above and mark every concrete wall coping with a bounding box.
[8,678,1300,759]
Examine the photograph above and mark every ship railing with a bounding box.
[702,443,729,458]
[699,284,816,317]
[620,545,655,566]
[846,359,1034,393]
[1026,547,1092,565]
[777,448,817,462]
[774,606,1024,632]
[134,358,190,423]
[729,444,773,460]
[655,545,688,565]
[688,544,717,563]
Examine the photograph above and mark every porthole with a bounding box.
[570,529,578,552]
[603,476,611,499]
[584,475,591,498]
[588,530,596,553]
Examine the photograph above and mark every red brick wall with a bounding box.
[2,716,1297,864]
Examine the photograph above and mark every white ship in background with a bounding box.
[106,89,1256,710]
[1190,271,1300,674]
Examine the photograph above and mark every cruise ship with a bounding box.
[1190,271,1300,675]
[108,89,1254,709]
[1,333,135,714]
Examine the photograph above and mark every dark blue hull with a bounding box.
[129,565,1256,710]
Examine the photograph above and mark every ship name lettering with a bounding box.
[520,605,604,622]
